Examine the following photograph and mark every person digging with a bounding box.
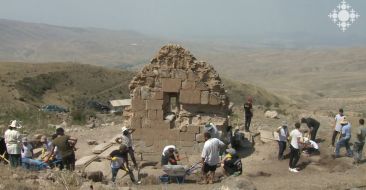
[107,144,137,184]
[116,127,138,169]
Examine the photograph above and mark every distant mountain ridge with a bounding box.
[0,18,163,67]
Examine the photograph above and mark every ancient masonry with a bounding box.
[124,44,230,155]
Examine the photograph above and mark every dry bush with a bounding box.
[0,164,83,190]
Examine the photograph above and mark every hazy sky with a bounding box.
[0,0,365,45]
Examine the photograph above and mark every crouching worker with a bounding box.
[107,144,134,183]
[302,137,320,156]
[161,145,180,166]
[222,148,242,176]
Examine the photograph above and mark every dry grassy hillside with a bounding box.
[199,47,366,114]
[2,19,365,115]
[0,62,283,127]
[0,62,135,126]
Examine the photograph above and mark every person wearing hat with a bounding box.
[115,126,138,169]
[334,118,352,158]
[107,144,131,183]
[4,120,22,168]
[222,148,242,176]
[51,127,78,171]
[243,96,253,132]
[276,121,289,160]
[204,123,219,139]
[161,145,180,166]
[332,109,345,147]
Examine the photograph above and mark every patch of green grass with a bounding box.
[15,72,66,102]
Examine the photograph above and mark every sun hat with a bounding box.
[9,120,22,129]
[121,126,128,133]
[22,137,28,143]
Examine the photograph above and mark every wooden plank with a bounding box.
[92,142,113,154]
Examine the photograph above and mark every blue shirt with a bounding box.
[342,123,351,139]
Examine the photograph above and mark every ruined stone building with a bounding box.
[124,44,230,155]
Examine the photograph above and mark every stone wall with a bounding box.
[125,44,229,153]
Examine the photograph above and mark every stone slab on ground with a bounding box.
[92,142,113,154]
[84,160,113,179]
[75,155,98,170]
[259,130,276,142]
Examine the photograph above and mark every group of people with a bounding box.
[331,109,366,165]
[273,108,366,173]
[3,103,365,185]
[158,132,242,184]
[244,96,365,172]
[276,121,313,173]
[1,120,78,171]
[108,126,139,183]
[109,124,242,184]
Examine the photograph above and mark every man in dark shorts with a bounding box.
[301,117,320,141]
[51,128,78,171]
[201,132,225,184]
[243,97,253,132]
